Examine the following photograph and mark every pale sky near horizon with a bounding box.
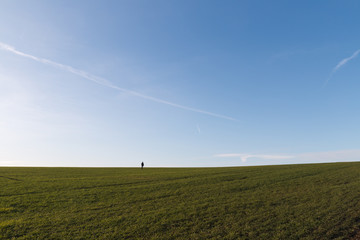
[1,0,360,167]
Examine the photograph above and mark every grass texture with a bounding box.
[1,162,360,239]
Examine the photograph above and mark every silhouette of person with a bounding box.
[141,162,144,169]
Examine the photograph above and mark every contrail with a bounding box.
[324,49,360,87]
[0,42,236,121]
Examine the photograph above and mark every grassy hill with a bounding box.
[1,162,360,239]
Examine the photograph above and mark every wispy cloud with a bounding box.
[333,50,360,72]
[0,42,236,121]
[297,149,360,162]
[215,149,360,163]
[324,49,360,86]
[0,160,24,166]
[215,153,294,162]
[196,124,201,134]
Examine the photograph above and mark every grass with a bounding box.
[1,162,360,239]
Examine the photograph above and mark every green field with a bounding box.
[1,162,360,239]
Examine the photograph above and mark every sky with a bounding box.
[1,0,360,167]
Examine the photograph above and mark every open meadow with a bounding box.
[1,162,360,239]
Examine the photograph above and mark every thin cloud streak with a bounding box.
[333,49,360,72]
[196,124,201,134]
[215,150,360,163]
[215,153,294,162]
[324,49,360,87]
[0,42,236,121]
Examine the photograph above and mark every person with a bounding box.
[141,161,144,169]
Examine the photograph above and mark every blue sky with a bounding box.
[1,0,360,167]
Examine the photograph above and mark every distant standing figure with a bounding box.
[141,162,144,169]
